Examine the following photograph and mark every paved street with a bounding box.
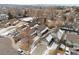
[0,37,18,55]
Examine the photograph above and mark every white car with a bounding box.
[64,47,71,55]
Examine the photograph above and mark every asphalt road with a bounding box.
[0,37,18,55]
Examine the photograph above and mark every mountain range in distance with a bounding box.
[0,4,79,8]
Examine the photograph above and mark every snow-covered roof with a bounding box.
[41,27,48,34]
[20,17,34,22]
[46,34,52,42]
[1,28,16,36]
[0,26,16,36]
[56,29,65,40]
[0,14,8,17]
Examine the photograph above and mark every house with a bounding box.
[15,22,27,28]
[44,33,55,46]
[60,26,79,34]
[36,25,49,37]
[28,20,39,29]
[0,14,9,20]
[45,34,53,43]
[0,26,18,37]
[56,29,65,40]
[19,17,35,22]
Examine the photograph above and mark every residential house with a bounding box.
[0,26,18,37]
[0,14,9,20]
[19,17,35,22]
[36,25,49,37]
[45,34,54,46]
[56,29,65,40]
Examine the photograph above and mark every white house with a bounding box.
[0,14,9,20]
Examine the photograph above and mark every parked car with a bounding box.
[64,47,71,55]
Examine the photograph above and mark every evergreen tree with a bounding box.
[8,12,13,19]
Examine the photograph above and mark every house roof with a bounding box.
[36,25,48,32]
[20,17,34,22]
[0,26,16,36]
[29,21,37,27]
[56,29,65,40]
[0,14,8,17]
[45,34,53,42]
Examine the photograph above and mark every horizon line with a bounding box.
[0,4,79,6]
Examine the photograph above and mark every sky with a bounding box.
[0,0,79,5]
